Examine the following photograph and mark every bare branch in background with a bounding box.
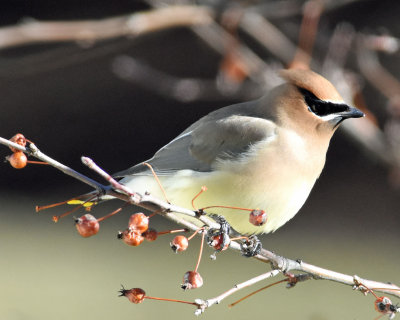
[111,55,263,102]
[356,35,400,179]
[290,0,324,69]
[0,5,213,49]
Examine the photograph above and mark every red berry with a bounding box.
[119,287,146,304]
[170,235,189,253]
[9,133,26,153]
[118,229,144,246]
[210,235,229,251]
[374,296,392,314]
[8,152,27,169]
[142,229,158,242]
[249,209,267,226]
[75,214,99,238]
[128,213,149,233]
[182,271,203,290]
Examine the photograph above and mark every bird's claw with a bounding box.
[207,215,231,252]
[240,235,262,257]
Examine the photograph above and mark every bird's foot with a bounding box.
[207,215,231,252]
[240,235,262,257]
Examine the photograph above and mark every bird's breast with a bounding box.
[123,130,327,235]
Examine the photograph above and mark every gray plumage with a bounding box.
[114,99,277,177]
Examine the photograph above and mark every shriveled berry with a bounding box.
[128,213,149,233]
[119,287,146,304]
[170,235,189,253]
[118,229,144,246]
[9,133,26,152]
[249,209,267,226]
[75,214,99,238]
[8,152,27,169]
[142,228,158,242]
[374,296,392,314]
[210,234,229,251]
[181,271,203,290]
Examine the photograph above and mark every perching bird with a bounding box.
[114,69,364,235]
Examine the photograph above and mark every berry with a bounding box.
[142,229,158,242]
[128,213,149,233]
[118,229,144,246]
[119,287,146,304]
[75,214,99,237]
[374,296,393,314]
[8,152,27,169]
[249,209,267,226]
[210,234,229,251]
[181,271,203,290]
[170,235,189,253]
[9,133,26,152]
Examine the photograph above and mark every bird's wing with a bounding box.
[113,100,277,177]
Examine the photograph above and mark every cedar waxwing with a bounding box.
[114,69,364,235]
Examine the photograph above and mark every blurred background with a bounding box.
[0,0,399,319]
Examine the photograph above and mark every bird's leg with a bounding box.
[239,235,262,257]
[206,215,231,252]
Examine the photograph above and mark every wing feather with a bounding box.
[113,100,276,178]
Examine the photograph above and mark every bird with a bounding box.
[113,69,364,235]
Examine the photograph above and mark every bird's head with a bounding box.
[275,69,364,136]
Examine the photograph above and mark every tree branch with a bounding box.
[1,135,399,308]
[0,5,213,49]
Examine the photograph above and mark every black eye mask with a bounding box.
[298,88,349,117]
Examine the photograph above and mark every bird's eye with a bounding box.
[309,103,317,113]
[298,87,349,117]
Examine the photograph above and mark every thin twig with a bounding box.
[0,137,105,192]
[196,270,281,313]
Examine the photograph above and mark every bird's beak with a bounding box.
[330,105,365,128]
[339,105,365,119]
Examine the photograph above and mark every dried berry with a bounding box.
[374,296,393,314]
[9,133,26,153]
[75,214,99,238]
[143,228,158,242]
[128,213,149,233]
[181,271,203,290]
[170,235,189,253]
[210,234,229,251]
[119,287,146,304]
[249,209,267,226]
[118,229,144,246]
[8,152,28,169]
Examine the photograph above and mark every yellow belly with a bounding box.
[122,168,316,235]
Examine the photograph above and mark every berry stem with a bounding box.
[230,236,249,242]
[200,205,254,212]
[148,210,161,219]
[191,186,207,210]
[157,228,188,236]
[358,281,380,299]
[36,194,88,212]
[53,195,97,222]
[194,230,205,273]
[97,204,128,222]
[143,162,170,203]
[229,279,288,307]
[27,160,49,165]
[144,296,198,306]
[187,227,203,241]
